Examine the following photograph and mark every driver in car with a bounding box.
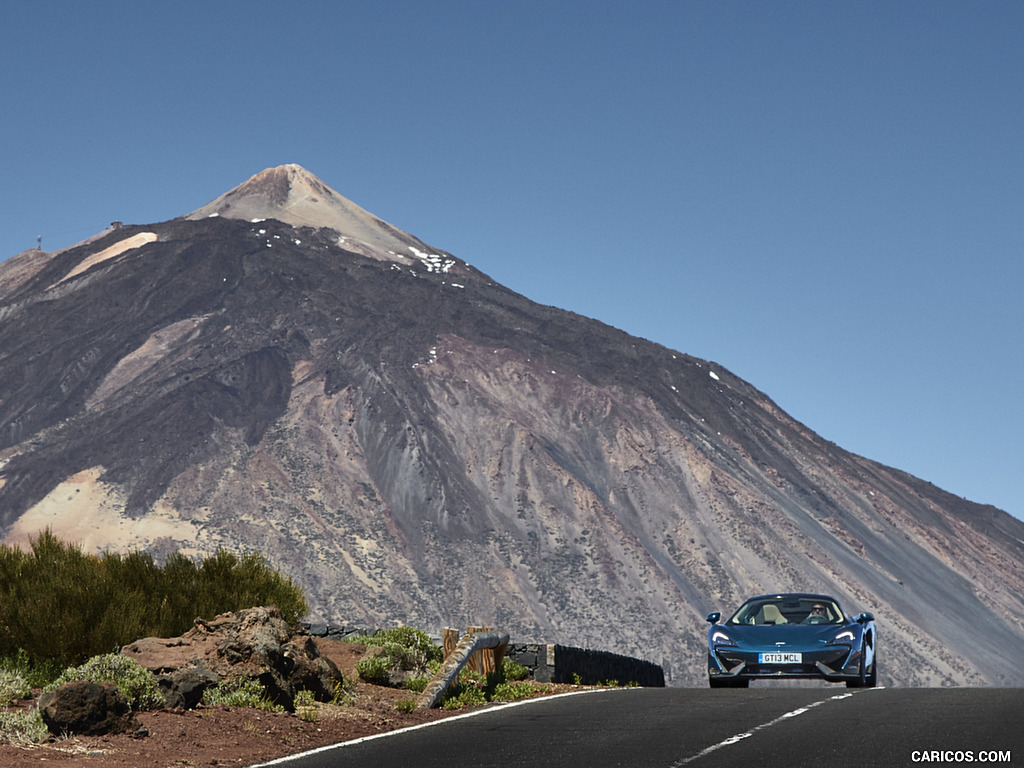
[803,603,829,624]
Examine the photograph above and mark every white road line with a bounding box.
[673,689,877,766]
[248,687,637,768]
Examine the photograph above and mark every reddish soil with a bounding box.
[0,639,570,768]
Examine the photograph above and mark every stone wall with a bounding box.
[302,623,383,641]
[506,643,665,687]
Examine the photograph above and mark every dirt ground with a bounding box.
[0,638,571,768]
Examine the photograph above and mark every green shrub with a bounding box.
[346,626,442,663]
[355,655,392,686]
[0,649,63,690]
[0,708,48,745]
[0,529,308,669]
[501,657,530,682]
[439,653,543,710]
[330,677,357,706]
[491,681,535,702]
[403,676,429,693]
[382,642,425,671]
[442,683,486,710]
[202,677,282,712]
[351,626,442,687]
[294,689,318,722]
[395,698,417,714]
[0,669,30,706]
[46,654,163,711]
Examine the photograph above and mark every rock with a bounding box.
[158,663,218,710]
[38,681,137,736]
[121,606,340,710]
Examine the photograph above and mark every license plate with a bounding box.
[760,652,802,664]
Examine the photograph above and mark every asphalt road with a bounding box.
[254,687,1024,768]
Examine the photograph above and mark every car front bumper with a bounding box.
[708,644,863,682]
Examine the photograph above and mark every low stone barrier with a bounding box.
[507,643,664,687]
[301,623,383,640]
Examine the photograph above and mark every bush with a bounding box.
[350,626,442,686]
[442,683,486,710]
[330,678,357,706]
[0,529,308,669]
[0,669,30,706]
[491,681,535,702]
[395,698,417,713]
[403,676,429,693]
[202,677,282,712]
[46,654,163,711]
[0,649,63,689]
[439,652,541,710]
[355,655,392,686]
[294,689,318,722]
[347,626,442,663]
[501,657,530,681]
[0,708,48,745]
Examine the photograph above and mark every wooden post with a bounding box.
[417,630,511,709]
[466,625,490,674]
[442,627,459,660]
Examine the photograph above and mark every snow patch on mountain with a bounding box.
[53,232,157,286]
[408,246,455,274]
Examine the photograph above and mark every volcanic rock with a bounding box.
[38,681,136,736]
[120,607,340,709]
[158,664,219,710]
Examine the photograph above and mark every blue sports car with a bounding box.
[706,593,877,688]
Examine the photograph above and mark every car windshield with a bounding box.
[726,596,847,626]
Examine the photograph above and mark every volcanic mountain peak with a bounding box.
[185,164,426,262]
[3,166,1024,688]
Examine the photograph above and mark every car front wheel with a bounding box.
[846,644,870,687]
[865,654,877,687]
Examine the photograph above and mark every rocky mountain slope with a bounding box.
[2,166,1022,686]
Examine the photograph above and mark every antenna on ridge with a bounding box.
[37,236,42,251]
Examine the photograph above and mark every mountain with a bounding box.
[185,164,430,261]
[2,166,1023,686]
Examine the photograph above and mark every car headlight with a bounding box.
[711,631,736,646]
[828,630,855,644]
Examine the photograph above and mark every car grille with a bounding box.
[714,647,850,675]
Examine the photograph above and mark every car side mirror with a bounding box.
[706,612,721,624]
[856,612,874,623]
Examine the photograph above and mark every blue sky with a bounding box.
[2,2,1022,520]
